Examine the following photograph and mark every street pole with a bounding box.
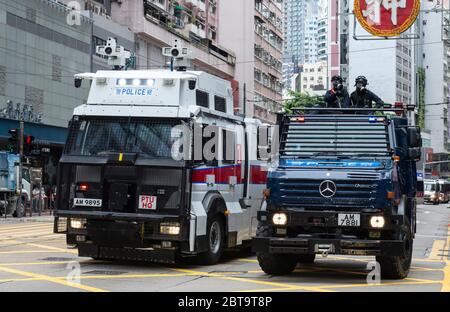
[18,121,24,217]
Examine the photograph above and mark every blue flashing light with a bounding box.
[368,116,377,123]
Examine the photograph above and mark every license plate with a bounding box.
[74,198,102,207]
[338,213,360,227]
[138,195,157,210]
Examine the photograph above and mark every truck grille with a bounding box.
[277,179,378,210]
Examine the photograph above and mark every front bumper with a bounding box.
[257,210,404,230]
[77,243,176,263]
[54,211,188,260]
[253,210,406,256]
[252,236,405,256]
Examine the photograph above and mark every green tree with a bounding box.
[283,90,324,114]
[417,67,426,129]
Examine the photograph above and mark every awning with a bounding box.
[0,118,68,145]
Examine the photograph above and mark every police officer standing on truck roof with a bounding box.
[323,75,351,111]
[350,76,384,114]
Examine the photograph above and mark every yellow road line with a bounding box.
[441,226,450,292]
[239,280,442,292]
[0,250,70,255]
[429,240,446,261]
[26,243,78,254]
[411,266,443,272]
[0,227,53,235]
[0,277,41,283]
[173,268,333,292]
[0,265,107,292]
[0,224,52,233]
[0,231,55,239]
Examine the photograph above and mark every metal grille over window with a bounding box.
[280,116,391,158]
[196,90,209,108]
[65,118,183,159]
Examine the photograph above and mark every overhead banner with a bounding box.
[354,0,420,37]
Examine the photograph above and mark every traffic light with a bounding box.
[7,129,19,153]
[24,135,35,156]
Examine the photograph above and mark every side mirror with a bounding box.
[407,126,422,148]
[408,147,422,161]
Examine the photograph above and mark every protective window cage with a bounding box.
[280,115,391,158]
[64,117,184,159]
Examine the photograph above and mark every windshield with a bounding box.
[424,183,437,191]
[281,116,390,159]
[65,117,184,159]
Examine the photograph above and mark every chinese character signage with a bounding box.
[354,0,420,37]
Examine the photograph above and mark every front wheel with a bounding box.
[376,220,413,279]
[198,215,225,265]
[256,223,297,275]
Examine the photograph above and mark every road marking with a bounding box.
[172,268,334,292]
[0,223,52,231]
[0,230,55,239]
[0,250,71,255]
[0,226,53,235]
[238,279,441,292]
[428,240,446,260]
[0,225,52,234]
[441,226,450,292]
[411,266,443,272]
[0,265,107,292]
[0,260,82,266]
[26,243,78,254]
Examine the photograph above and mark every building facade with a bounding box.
[419,0,450,155]
[219,0,283,123]
[348,15,415,107]
[284,0,319,64]
[110,0,235,79]
[0,0,92,128]
[299,60,327,94]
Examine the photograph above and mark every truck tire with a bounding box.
[376,220,413,280]
[256,223,297,275]
[298,254,316,264]
[198,214,225,265]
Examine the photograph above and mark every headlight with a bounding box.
[370,216,385,228]
[272,213,287,226]
[70,218,87,229]
[160,222,181,235]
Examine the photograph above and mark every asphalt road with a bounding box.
[0,204,448,292]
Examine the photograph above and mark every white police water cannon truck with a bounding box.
[54,38,273,264]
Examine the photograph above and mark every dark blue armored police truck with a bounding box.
[253,107,422,279]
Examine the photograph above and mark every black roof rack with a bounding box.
[289,107,408,115]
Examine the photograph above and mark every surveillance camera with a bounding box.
[171,48,180,57]
[74,78,82,88]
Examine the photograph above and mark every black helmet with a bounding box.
[331,75,343,83]
[355,76,368,87]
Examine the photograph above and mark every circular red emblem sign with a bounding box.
[354,0,420,37]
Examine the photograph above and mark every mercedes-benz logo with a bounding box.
[319,180,337,198]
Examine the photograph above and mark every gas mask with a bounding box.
[333,81,343,91]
